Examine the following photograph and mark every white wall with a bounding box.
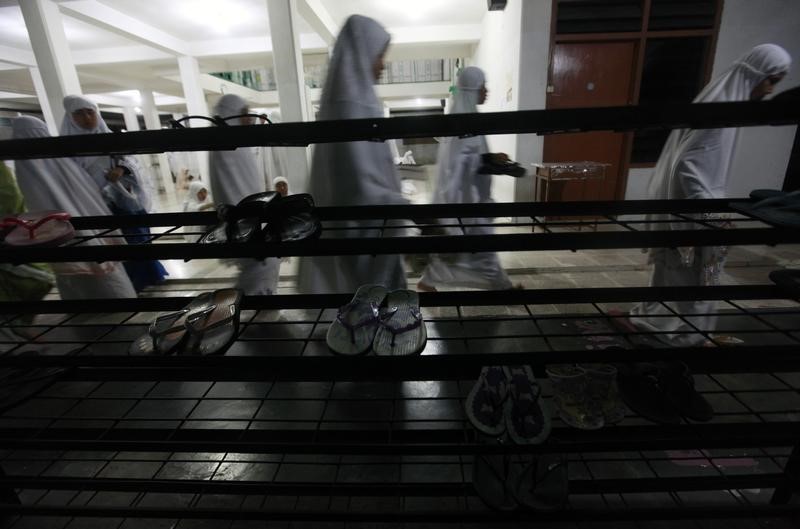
[513,0,552,203]
[471,0,523,202]
[624,0,800,200]
[625,168,654,200]
[716,0,799,198]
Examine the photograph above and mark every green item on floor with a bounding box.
[0,161,55,305]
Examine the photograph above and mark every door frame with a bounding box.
[546,0,724,200]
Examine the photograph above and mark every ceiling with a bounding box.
[322,0,487,28]
[0,0,487,112]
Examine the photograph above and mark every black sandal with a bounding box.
[181,289,243,356]
[511,454,568,511]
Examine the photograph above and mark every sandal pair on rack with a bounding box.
[326,284,427,356]
[129,289,243,356]
[199,191,321,245]
[546,363,627,430]
[472,451,568,512]
[0,211,74,247]
[616,360,713,425]
[465,365,551,445]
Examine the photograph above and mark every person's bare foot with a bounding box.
[416,281,437,292]
[705,335,745,347]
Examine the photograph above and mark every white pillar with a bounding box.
[140,89,176,201]
[513,0,552,204]
[177,55,209,180]
[122,106,140,132]
[267,0,310,192]
[139,91,161,131]
[28,67,57,135]
[177,56,209,117]
[19,0,82,127]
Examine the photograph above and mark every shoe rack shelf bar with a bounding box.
[0,200,796,264]
[0,100,797,159]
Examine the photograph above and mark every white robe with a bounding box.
[420,66,512,291]
[629,44,792,345]
[12,116,136,300]
[208,94,280,296]
[297,15,409,294]
[254,111,290,189]
[60,95,154,212]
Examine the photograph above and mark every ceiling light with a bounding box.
[182,0,246,35]
[388,0,434,21]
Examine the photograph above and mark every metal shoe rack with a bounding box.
[0,102,799,527]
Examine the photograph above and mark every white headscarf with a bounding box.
[13,116,112,218]
[318,14,390,120]
[60,95,112,135]
[308,15,402,207]
[12,116,121,275]
[434,66,491,206]
[272,176,288,188]
[183,180,209,212]
[60,95,113,190]
[647,44,792,208]
[59,94,154,212]
[209,94,262,205]
[214,93,248,122]
[298,15,407,293]
[451,66,486,115]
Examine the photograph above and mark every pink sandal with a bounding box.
[1,211,74,247]
[606,308,640,334]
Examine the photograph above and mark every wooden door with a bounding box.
[542,41,636,202]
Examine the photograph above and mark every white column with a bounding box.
[140,89,176,201]
[267,0,310,192]
[28,67,57,135]
[139,91,161,131]
[513,0,552,204]
[177,55,209,180]
[122,106,140,132]
[19,0,82,127]
[177,56,209,117]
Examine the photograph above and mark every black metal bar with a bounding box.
[0,100,797,159]
[0,345,798,376]
[66,199,741,229]
[1,423,798,454]
[0,285,788,314]
[0,473,788,496]
[771,443,800,504]
[1,226,796,263]
[0,502,798,522]
[0,467,19,508]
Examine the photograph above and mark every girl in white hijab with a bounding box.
[210,94,262,204]
[272,176,289,196]
[61,95,166,291]
[60,95,154,213]
[12,116,137,300]
[297,15,409,293]
[208,93,280,296]
[182,180,213,241]
[627,44,791,346]
[418,66,516,291]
